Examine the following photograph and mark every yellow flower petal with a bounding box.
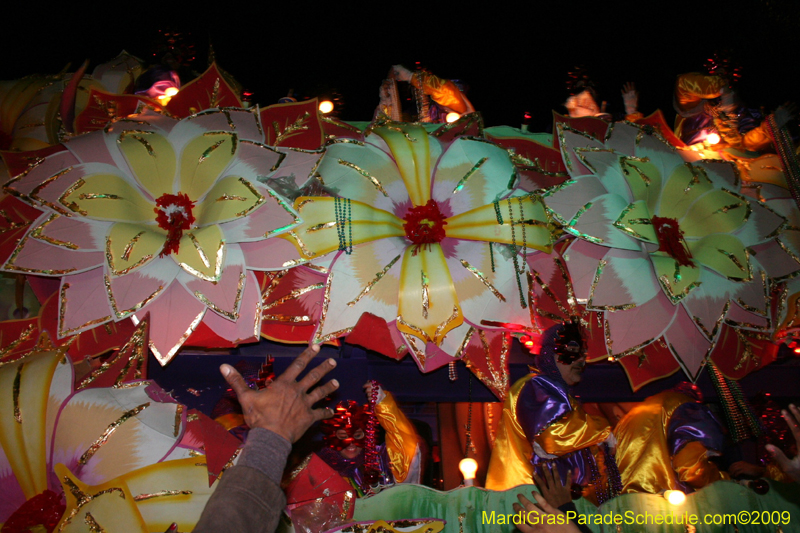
[277,197,405,260]
[180,132,237,201]
[106,223,164,276]
[196,175,264,226]
[651,254,702,303]
[372,124,432,206]
[658,162,714,221]
[173,225,225,282]
[61,174,155,222]
[117,131,176,200]
[397,244,463,344]
[688,234,751,281]
[445,195,551,252]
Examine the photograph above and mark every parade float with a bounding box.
[1,53,799,532]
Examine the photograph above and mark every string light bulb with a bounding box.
[706,132,721,145]
[664,489,686,505]
[319,100,334,114]
[445,112,460,123]
[459,458,478,486]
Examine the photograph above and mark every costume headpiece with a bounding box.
[704,51,741,85]
[535,319,585,387]
[321,400,371,451]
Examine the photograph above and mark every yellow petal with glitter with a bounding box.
[680,189,749,238]
[173,225,225,282]
[613,201,658,244]
[54,463,149,533]
[445,196,551,252]
[658,163,714,221]
[106,223,165,276]
[0,349,63,499]
[397,244,462,344]
[61,174,155,222]
[180,132,237,201]
[196,175,264,226]
[651,254,701,303]
[117,131,176,200]
[372,124,431,206]
[278,197,405,260]
[688,234,751,280]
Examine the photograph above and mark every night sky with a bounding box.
[3,2,799,130]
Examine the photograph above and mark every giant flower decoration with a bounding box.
[0,328,221,532]
[544,121,789,379]
[2,108,311,364]
[278,122,551,370]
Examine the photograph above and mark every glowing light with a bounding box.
[164,87,179,98]
[319,100,334,114]
[664,489,686,505]
[459,458,478,486]
[706,133,721,145]
[607,356,616,362]
[794,347,800,354]
[445,112,461,123]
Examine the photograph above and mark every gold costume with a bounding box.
[615,391,726,494]
[374,390,421,483]
[485,373,612,500]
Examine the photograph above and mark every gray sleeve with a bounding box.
[193,429,290,533]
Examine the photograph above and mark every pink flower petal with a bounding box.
[605,290,676,355]
[201,271,261,343]
[135,284,207,365]
[58,269,114,336]
[106,258,180,319]
[664,306,713,380]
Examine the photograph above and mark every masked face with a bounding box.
[557,354,586,386]
[335,428,365,459]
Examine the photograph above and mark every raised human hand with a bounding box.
[220,344,339,443]
[766,403,800,483]
[512,492,580,533]
[621,82,638,115]
[533,464,573,509]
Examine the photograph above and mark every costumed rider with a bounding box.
[284,381,422,518]
[376,64,474,122]
[673,53,796,149]
[614,383,729,494]
[485,319,622,505]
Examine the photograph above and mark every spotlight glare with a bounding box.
[319,100,334,114]
[706,132,721,145]
[664,489,686,505]
[445,112,461,123]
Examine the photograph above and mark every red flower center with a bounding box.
[154,192,196,257]
[651,215,694,267]
[403,200,447,249]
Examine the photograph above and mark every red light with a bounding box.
[794,347,800,354]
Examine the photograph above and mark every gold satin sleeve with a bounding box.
[672,441,725,490]
[674,73,726,111]
[374,390,419,483]
[740,122,773,152]
[409,72,469,114]
[485,375,535,490]
[536,398,611,456]
[765,461,794,483]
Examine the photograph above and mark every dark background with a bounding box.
[3,1,799,130]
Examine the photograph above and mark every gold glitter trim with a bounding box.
[174,404,184,437]
[77,320,148,389]
[233,177,265,218]
[179,239,224,282]
[457,327,475,357]
[433,306,461,344]
[341,490,354,521]
[84,512,106,533]
[587,259,636,311]
[452,156,488,194]
[315,328,353,343]
[79,402,150,465]
[106,232,154,277]
[692,301,730,341]
[60,282,113,337]
[263,283,324,310]
[287,230,315,258]
[188,232,211,268]
[149,310,205,365]
[113,381,150,389]
[133,489,193,502]
[347,255,401,307]
[460,259,506,302]
[104,273,163,320]
[421,271,430,319]
[263,187,298,236]
[336,159,389,197]
[307,221,337,233]
[3,228,78,275]
[121,231,146,261]
[13,363,24,423]
[272,112,310,146]
[402,333,426,368]
[194,272,246,321]
[657,275,702,305]
[0,324,35,362]
[463,330,510,399]
[397,316,432,344]
[58,479,125,532]
[28,167,76,216]
[286,454,313,483]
